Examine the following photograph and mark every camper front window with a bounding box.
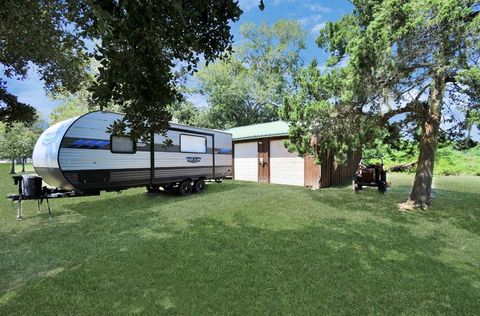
[111,136,136,154]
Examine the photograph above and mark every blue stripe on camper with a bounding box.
[69,139,110,149]
[215,147,233,154]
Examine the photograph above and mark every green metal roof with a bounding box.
[225,121,289,141]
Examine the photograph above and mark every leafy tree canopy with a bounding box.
[195,20,306,129]
[0,1,91,125]
[90,0,242,140]
[1,0,243,140]
[168,100,207,127]
[281,0,479,208]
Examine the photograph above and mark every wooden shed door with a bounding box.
[258,140,269,183]
[304,155,321,189]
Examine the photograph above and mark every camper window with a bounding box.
[180,134,207,153]
[111,136,136,154]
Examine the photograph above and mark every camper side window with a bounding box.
[111,136,136,154]
[180,134,207,153]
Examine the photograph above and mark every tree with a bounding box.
[1,1,243,140]
[168,101,207,127]
[1,1,91,125]
[50,89,91,124]
[0,123,40,174]
[465,109,480,143]
[195,20,306,129]
[281,1,479,209]
[89,1,243,140]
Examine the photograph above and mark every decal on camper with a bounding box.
[186,157,202,163]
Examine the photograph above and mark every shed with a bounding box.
[226,121,361,189]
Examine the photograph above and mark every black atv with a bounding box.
[353,157,387,193]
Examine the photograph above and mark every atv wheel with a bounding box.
[353,180,362,192]
[177,180,192,196]
[192,178,206,193]
[378,181,387,193]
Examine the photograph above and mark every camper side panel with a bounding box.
[59,111,150,191]
[153,129,214,182]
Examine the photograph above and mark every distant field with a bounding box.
[381,145,480,176]
[1,164,479,315]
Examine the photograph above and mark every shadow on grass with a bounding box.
[45,181,250,216]
[1,214,479,315]
[307,183,480,235]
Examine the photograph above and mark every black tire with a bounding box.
[192,178,206,193]
[161,183,174,192]
[177,180,192,196]
[353,180,362,191]
[146,185,160,193]
[378,181,387,193]
[355,183,363,191]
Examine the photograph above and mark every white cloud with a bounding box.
[304,3,332,13]
[298,14,323,26]
[238,0,261,12]
[311,23,326,34]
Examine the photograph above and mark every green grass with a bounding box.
[1,164,479,315]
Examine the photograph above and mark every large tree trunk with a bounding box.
[10,159,15,174]
[22,157,25,172]
[408,75,445,209]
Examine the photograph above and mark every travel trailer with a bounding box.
[8,111,232,219]
[32,111,233,195]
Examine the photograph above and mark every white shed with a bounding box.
[226,121,360,189]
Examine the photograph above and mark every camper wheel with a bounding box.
[161,183,174,192]
[177,180,193,196]
[146,185,160,193]
[192,178,206,193]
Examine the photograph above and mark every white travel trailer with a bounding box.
[32,111,233,195]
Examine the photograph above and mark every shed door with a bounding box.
[270,139,304,186]
[257,140,269,183]
[234,142,258,182]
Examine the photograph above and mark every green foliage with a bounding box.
[0,122,41,160]
[50,90,91,125]
[281,60,381,163]
[168,101,208,127]
[0,1,92,124]
[195,20,306,129]
[365,141,480,176]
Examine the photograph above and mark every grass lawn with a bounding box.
[0,163,479,315]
